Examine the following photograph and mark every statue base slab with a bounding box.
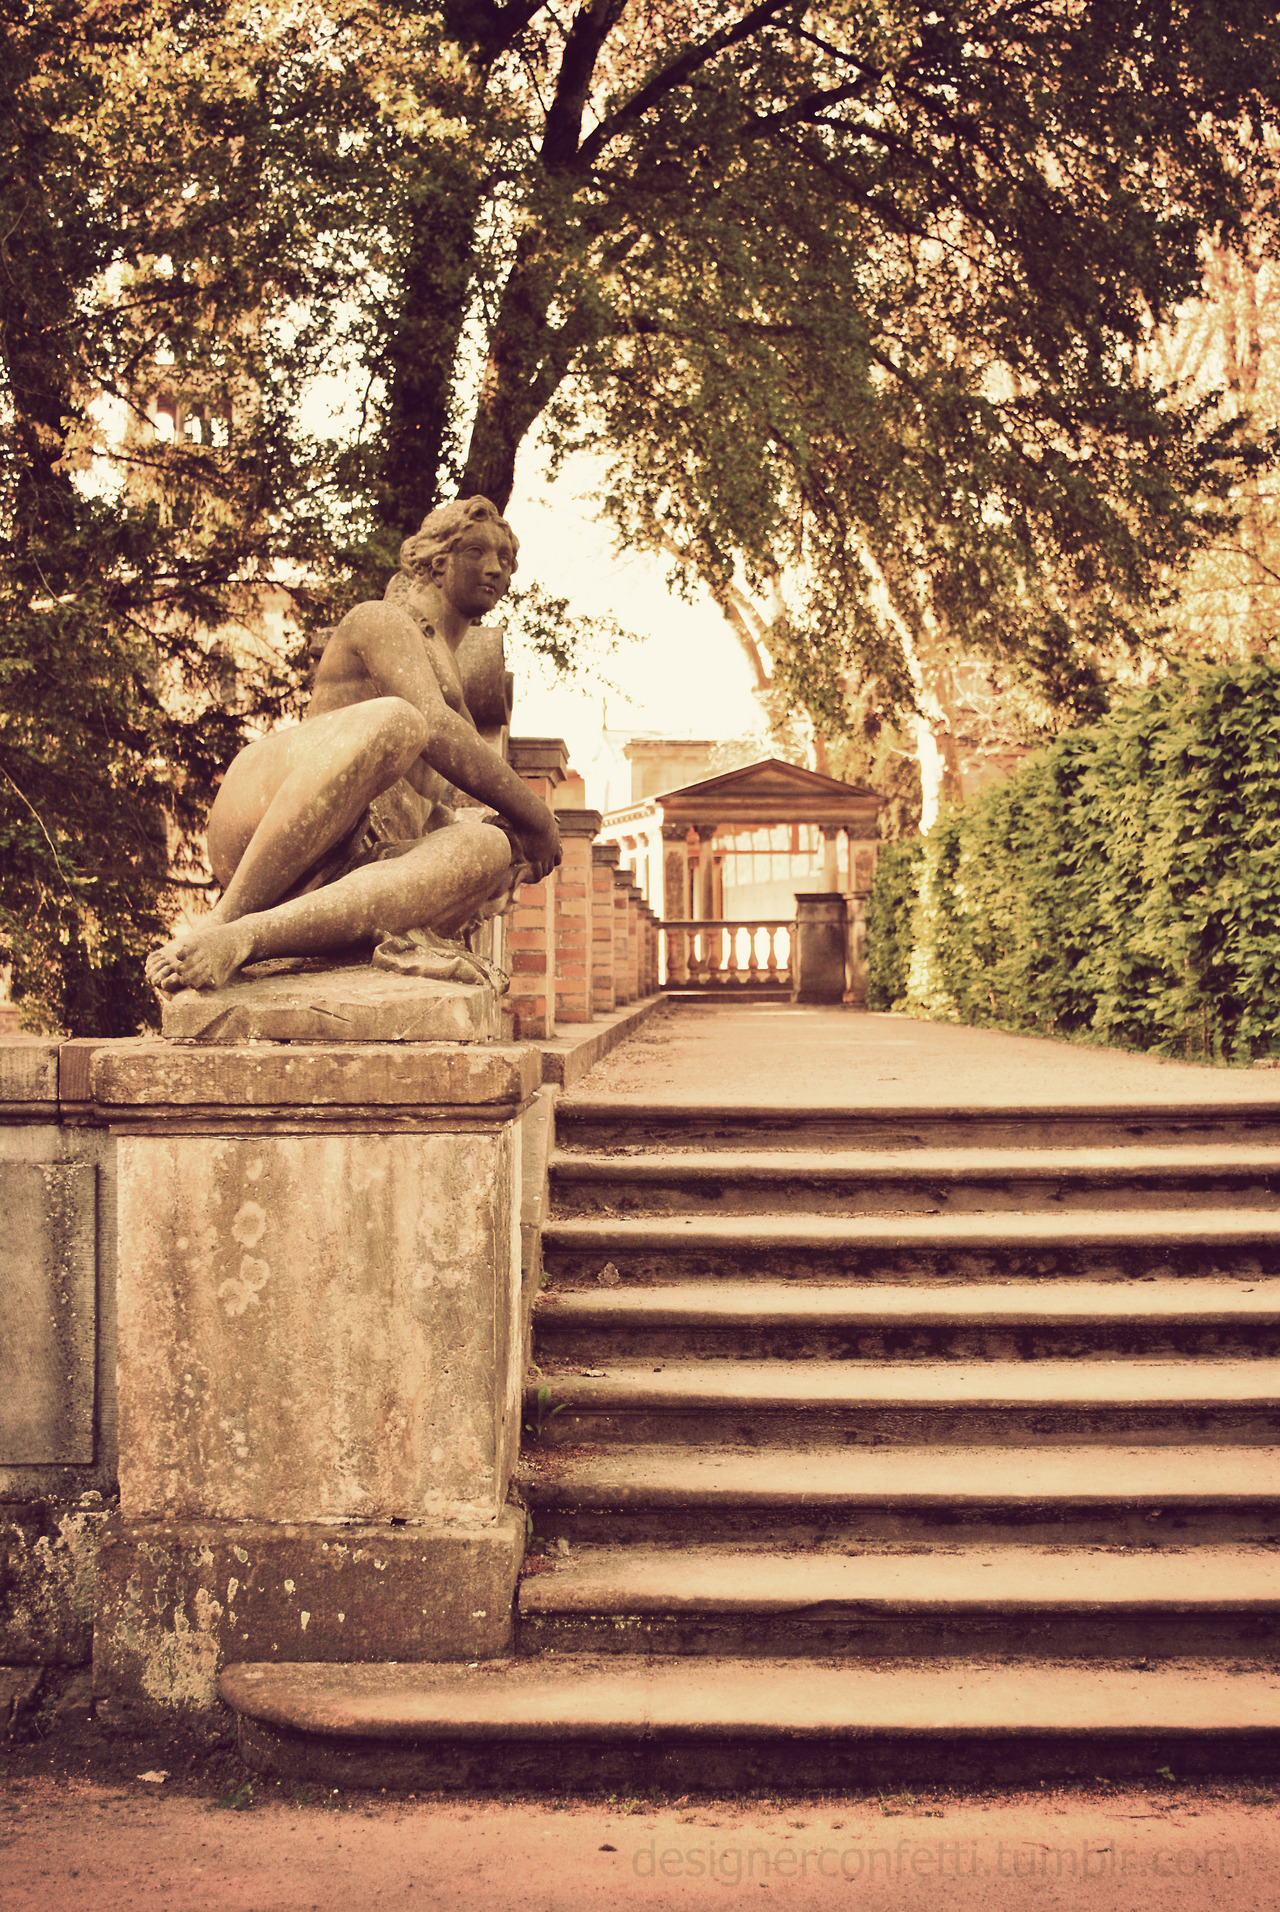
[94,1509,525,1722]
[160,962,500,1043]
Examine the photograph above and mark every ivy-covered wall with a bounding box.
[865,661,1280,1062]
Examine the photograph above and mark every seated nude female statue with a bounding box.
[147,496,561,996]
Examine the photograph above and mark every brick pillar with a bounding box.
[636,905,651,998]
[552,808,601,1025]
[612,867,635,1007]
[592,843,620,1015]
[641,904,659,995]
[630,891,647,1001]
[505,738,567,1040]
[618,875,642,1005]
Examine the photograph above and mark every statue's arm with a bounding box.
[336,602,561,876]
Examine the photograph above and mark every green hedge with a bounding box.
[866,838,924,1010]
[864,660,1280,1062]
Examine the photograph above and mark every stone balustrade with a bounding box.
[663,919,796,993]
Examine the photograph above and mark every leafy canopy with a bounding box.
[6,0,1280,1029]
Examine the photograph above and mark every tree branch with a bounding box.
[541,0,628,171]
[575,0,796,170]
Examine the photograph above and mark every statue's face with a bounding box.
[437,521,516,619]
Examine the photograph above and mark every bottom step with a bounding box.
[222,1657,1280,1792]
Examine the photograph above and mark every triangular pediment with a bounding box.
[649,756,881,831]
[655,757,877,806]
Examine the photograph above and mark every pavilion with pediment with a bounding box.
[596,756,882,924]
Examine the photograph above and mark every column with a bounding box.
[822,825,842,891]
[844,836,880,1009]
[505,738,568,1040]
[696,826,717,922]
[552,808,602,1025]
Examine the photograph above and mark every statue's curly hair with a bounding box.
[392,496,519,592]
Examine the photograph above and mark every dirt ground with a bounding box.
[3,1699,1280,1911]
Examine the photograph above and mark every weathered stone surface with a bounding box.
[0,1498,110,1663]
[0,1163,96,1464]
[792,893,848,1004]
[92,1039,538,1112]
[116,1125,522,1524]
[224,1654,1280,1791]
[0,1038,59,1105]
[160,964,501,1044]
[95,1509,525,1719]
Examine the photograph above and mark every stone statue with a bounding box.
[146,497,560,996]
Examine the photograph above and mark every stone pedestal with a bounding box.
[161,962,501,1043]
[91,1007,538,1722]
[793,893,850,1004]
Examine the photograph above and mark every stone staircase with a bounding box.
[225,1093,1280,1789]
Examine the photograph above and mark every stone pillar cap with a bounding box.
[507,737,570,783]
[554,808,603,837]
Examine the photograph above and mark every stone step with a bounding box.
[518,1543,1280,1659]
[556,1099,1280,1155]
[525,1358,1280,1446]
[542,1207,1280,1284]
[534,1277,1280,1362]
[221,1656,1280,1789]
[550,1144,1280,1216]
[521,1442,1280,1546]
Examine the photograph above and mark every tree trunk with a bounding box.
[458,228,570,510]
[378,155,488,540]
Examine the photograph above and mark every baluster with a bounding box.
[704,922,721,987]
[764,926,779,986]
[724,925,741,987]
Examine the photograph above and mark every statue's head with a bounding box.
[394,496,519,591]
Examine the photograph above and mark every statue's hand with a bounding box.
[517,814,562,883]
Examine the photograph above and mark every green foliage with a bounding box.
[866,839,923,1011]
[0,2,328,1031]
[523,1383,564,1439]
[7,1,1280,1031]
[891,660,1280,1062]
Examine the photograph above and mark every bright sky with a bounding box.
[504,449,768,806]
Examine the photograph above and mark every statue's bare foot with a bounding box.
[146,921,258,995]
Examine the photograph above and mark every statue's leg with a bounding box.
[147,823,514,993]
[205,696,430,920]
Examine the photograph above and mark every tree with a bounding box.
[0,1,341,1030]
[339,0,1280,815]
[1141,223,1280,658]
[6,0,1280,1025]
